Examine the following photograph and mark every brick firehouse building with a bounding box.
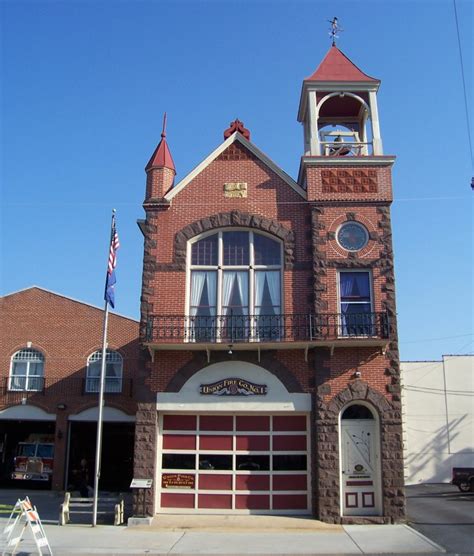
[0,287,139,492]
[135,45,405,523]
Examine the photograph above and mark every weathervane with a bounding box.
[328,17,343,45]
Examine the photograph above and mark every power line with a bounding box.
[453,0,474,180]
[2,195,473,208]
[402,333,473,344]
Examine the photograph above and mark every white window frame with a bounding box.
[9,349,45,392]
[86,350,123,393]
[186,229,284,342]
[337,269,374,337]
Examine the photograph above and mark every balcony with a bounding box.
[145,312,390,353]
[0,377,134,405]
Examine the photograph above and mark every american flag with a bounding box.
[104,215,120,308]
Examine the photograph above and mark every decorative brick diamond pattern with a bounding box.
[321,169,378,193]
[216,142,257,161]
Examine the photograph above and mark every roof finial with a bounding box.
[328,17,343,46]
[161,112,167,138]
[223,119,251,141]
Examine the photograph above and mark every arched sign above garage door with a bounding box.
[68,406,135,422]
[157,361,311,412]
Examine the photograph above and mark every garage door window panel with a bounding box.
[162,453,196,470]
[160,414,310,513]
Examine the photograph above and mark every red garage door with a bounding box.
[159,414,310,514]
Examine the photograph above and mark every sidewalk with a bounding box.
[0,490,445,555]
[0,515,445,556]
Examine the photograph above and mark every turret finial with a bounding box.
[161,112,167,138]
[328,17,343,46]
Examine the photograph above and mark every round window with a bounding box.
[337,222,369,252]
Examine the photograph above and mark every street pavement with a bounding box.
[406,483,474,555]
[0,488,446,556]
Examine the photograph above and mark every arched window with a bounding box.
[86,350,123,393]
[9,349,45,391]
[188,230,282,341]
[341,404,374,420]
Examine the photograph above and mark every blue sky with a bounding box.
[1,0,473,361]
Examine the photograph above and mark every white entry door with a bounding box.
[341,417,380,516]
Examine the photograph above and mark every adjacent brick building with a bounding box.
[136,45,405,523]
[0,287,139,491]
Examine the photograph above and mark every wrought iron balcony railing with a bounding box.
[145,312,390,345]
[0,377,134,403]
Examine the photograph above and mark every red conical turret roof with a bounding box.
[305,45,378,82]
[145,114,176,172]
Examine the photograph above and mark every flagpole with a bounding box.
[92,209,116,527]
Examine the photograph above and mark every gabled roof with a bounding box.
[164,131,306,201]
[305,45,379,83]
[145,132,176,172]
[1,286,139,323]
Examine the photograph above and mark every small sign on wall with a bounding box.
[224,182,247,198]
[200,378,267,396]
[162,473,195,489]
[130,478,153,488]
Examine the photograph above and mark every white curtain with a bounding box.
[222,272,234,312]
[266,271,280,309]
[255,272,265,316]
[206,272,216,315]
[255,271,280,314]
[190,271,206,316]
[223,272,248,315]
[236,273,248,315]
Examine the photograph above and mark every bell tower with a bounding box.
[299,37,405,523]
[298,45,383,158]
[297,44,393,196]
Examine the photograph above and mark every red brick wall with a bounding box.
[144,151,312,318]
[142,148,396,403]
[139,138,404,521]
[306,164,393,202]
[0,287,140,488]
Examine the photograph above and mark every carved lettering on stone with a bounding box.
[224,182,248,198]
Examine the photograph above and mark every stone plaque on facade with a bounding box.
[224,182,247,198]
[162,473,195,489]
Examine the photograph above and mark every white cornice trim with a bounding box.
[0,286,139,323]
[164,132,306,201]
[301,155,396,167]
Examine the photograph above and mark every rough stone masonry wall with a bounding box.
[133,402,158,516]
[310,203,405,523]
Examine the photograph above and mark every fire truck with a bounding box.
[11,435,54,483]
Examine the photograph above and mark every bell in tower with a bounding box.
[297,42,383,158]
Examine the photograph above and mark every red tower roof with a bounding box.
[145,114,176,172]
[305,45,378,82]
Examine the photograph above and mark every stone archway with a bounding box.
[314,381,404,524]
